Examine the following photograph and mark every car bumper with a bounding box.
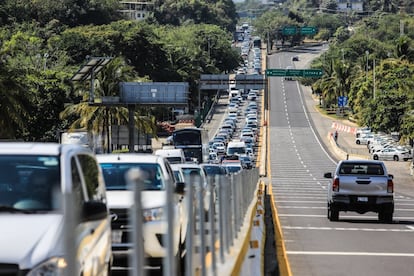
[329,195,394,213]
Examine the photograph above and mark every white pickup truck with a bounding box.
[324,160,394,223]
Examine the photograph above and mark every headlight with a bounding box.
[143,207,164,222]
[28,257,67,276]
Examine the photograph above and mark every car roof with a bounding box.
[0,142,90,155]
[96,153,164,163]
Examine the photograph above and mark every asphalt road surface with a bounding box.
[267,46,414,276]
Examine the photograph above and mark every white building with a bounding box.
[119,0,154,20]
[337,0,364,12]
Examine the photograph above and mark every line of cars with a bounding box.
[208,86,260,173]
[0,141,228,275]
[355,127,413,162]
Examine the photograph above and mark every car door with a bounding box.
[75,154,112,276]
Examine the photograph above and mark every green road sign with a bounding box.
[282,27,297,35]
[303,69,323,77]
[300,26,317,35]
[265,69,286,77]
[266,68,323,78]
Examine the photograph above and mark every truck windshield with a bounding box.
[0,156,60,211]
[100,163,164,191]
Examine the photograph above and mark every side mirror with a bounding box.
[324,172,333,179]
[82,201,108,222]
[175,182,185,195]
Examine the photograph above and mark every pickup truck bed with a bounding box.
[324,160,394,223]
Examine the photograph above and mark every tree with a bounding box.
[151,0,238,32]
[60,57,157,152]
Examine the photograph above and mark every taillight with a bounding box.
[332,178,340,192]
[387,179,394,193]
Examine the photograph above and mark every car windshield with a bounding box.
[100,163,164,191]
[203,165,226,175]
[228,147,246,155]
[225,165,242,173]
[0,156,60,211]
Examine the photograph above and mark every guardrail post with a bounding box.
[230,173,236,244]
[163,176,175,276]
[126,168,146,276]
[197,174,207,276]
[209,175,217,275]
[218,174,226,263]
[185,173,195,276]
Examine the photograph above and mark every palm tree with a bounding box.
[0,66,29,139]
[60,57,157,152]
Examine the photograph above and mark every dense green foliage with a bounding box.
[310,14,414,142]
[0,0,240,143]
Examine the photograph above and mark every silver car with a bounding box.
[372,147,411,161]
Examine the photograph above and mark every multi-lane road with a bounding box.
[267,46,414,276]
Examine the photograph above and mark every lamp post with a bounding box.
[365,50,369,80]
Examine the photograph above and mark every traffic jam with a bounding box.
[0,24,264,276]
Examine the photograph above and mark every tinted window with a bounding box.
[78,155,101,201]
[203,165,226,175]
[100,163,164,191]
[71,157,85,208]
[0,156,60,211]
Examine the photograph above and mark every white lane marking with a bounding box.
[278,206,414,211]
[286,251,414,257]
[278,213,414,220]
[276,200,326,203]
[282,226,414,232]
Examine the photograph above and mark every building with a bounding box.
[337,0,363,12]
[118,0,154,20]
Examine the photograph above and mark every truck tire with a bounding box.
[328,205,339,221]
[378,211,393,223]
[373,155,379,160]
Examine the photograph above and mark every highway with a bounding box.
[267,47,414,276]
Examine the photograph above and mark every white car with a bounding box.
[212,142,226,154]
[97,153,187,272]
[170,163,214,221]
[0,143,112,275]
[247,91,257,101]
[372,147,411,161]
[355,134,375,145]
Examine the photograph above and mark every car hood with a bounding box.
[0,214,63,267]
[106,190,167,209]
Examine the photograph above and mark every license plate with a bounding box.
[111,230,123,244]
[357,197,368,202]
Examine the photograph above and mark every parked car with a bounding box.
[0,142,112,275]
[97,153,187,272]
[372,147,411,161]
[355,127,371,138]
[355,133,375,145]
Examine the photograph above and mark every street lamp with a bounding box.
[365,50,369,80]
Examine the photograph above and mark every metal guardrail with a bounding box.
[122,167,260,275]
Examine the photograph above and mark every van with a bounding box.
[226,140,247,156]
[0,142,112,275]
[229,88,241,99]
[154,148,186,164]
